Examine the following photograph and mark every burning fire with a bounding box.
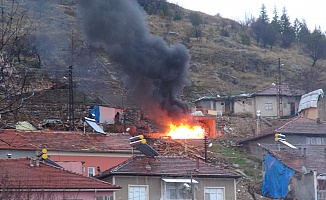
[166,123,205,139]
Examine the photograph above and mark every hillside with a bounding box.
[3,1,312,198]
[12,1,323,107]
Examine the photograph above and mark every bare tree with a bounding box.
[0,0,35,122]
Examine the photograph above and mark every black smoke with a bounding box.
[78,0,191,123]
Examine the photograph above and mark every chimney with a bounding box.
[145,161,151,171]
[196,157,199,170]
[97,166,101,174]
[317,118,321,124]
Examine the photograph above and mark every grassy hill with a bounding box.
[18,0,325,108]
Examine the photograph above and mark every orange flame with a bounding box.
[166,123,205,139]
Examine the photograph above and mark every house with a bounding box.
[298,89,325,120]
[0,129,138,177]
[0,157,121,199]
[90,105,124,125]
[193,95,231,116]
[238,116,326,199]
[239,116,326,158]
[96,155,241,200]
[194,84,304,118]
[260,149,319,199]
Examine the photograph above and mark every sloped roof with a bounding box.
[0,129,133,152]
[0,129,35,150]
[276,117,326,134]
[262,144,326,174]
[239,116,326,144]
[97,156,241,179]
[253,84,304,96]
[238,117,296,143]
[0,157,121,190]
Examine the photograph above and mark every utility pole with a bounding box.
[68,65,74,131]
[278,58,283,118]
[204,135,208,162]
[68,30,75,131]
[188,170,194,200]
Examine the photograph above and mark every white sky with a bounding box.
[167,0,326,31]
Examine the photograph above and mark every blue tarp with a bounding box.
[262,152,295,198]
[89,106,100,122]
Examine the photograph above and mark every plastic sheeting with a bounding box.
[262,153,295,198]
[298,89,324,112]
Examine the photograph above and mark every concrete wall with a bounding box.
[254,96,278,118]
[287,171,317,200]
[233,97,255,115]
[300,108,318,120]
[0,149,35,159]
[106,176,237,200]
[49,151,132,176]
[318,98,326,121]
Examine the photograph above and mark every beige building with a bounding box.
[97,156,241,200]
[298,89,325,120]
[194,84,304,118]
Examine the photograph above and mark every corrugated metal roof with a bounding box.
[298,89,324,112]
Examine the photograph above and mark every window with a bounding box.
[265,103,273,110]
[167,188,177,199]
[205,187,224,200]
[88,166,95,177]
[306,137,326,145]
[129,185,148,200]
[96,197,112,200]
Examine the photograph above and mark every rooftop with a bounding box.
[253,84,304,96]
[0,129,133,152]
[97,156,241,179]
[0,157,121,190]
[262,144,326,174]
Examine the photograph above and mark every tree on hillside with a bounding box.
[189,12,202,41]
[302,28,326,66]
[260,23,278,49]
[289,65,326,93]
[251,4,270,44]
[279,7,295,48]
[0,0,35,119]
[296,19,311,45]
[271,7,281,34]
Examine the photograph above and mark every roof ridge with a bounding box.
[276,116,301,131]
[108,156,137,173]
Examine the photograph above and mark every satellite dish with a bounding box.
[302,166,307,174]
[208,143,213,147]
[126,128,130,132]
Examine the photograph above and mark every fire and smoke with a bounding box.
[79,0,191,123]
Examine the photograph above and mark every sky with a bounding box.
[167,0,326,31]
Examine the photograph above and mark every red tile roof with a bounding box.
[0,129,133,152]
[0,129,35,150]
[98,156,241,178]
[0,157,121,190]
[253,84,304,96]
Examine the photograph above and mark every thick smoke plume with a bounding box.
[79,0,191,123]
